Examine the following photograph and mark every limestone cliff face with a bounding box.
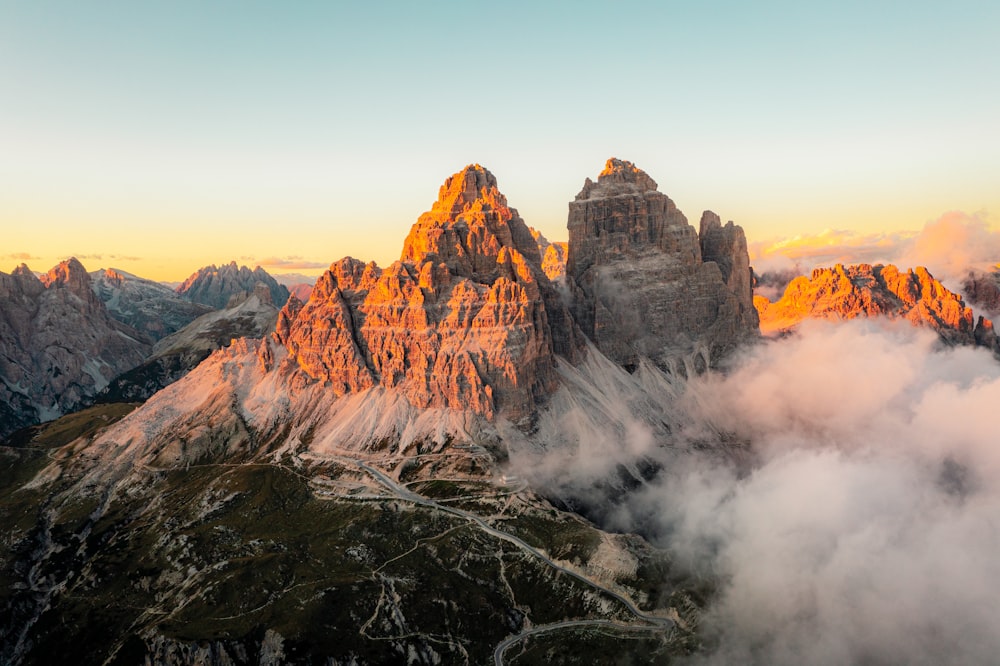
[0,259,150,436]
[756,263,1000,352]
[567,158,759,371]
[276,165,577,424]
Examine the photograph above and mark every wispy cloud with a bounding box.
[3,252,39,261]
[749,229,913,275]
[751,211,1000,294]
[898,211,1000,286]
[665,320,1000,665]
[254,256,328,270]
[67,253,142,263]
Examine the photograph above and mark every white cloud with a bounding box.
[254,256,329,271]
[668,321,1000,664]
[751,211,1000,294]
[513,319,1000,665]
[897,211,1000,289]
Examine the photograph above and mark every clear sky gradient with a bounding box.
[2,1,998,281]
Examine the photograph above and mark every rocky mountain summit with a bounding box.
[568,158,759,372]
[755,263,1000,352]
[90,267,213,341]
[277,165,578,424]
[0,259,150,437]
[176,262,290,309]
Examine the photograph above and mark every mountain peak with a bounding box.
[97,267,129,287]
[41,257,91,293]
[11,263,38,281]
[177,262,289,309]
[600,157,651,181]
[568,159,758,368]
[400,164,540,278]
[577,158,659,200]
[431,164,501,217]
[0,258,150,435]
[278,164,577,424]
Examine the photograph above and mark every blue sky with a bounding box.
[2,1,998,280]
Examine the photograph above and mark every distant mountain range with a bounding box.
[0,259,149,435]
[97,282,282,403]
[175,261,290,309]
[0,260,291,438]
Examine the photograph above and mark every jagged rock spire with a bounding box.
[176,263,289,309]
[430,163,501,217]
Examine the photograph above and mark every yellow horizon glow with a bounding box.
[7,205,998,284]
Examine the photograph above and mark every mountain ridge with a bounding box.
[755,262,1000,354]
[97,283,282,403]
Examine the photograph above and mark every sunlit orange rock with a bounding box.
[756,263,1000,352]
[529,227,568,281]
[276,165,579,424]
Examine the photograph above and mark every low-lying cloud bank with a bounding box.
[517,320,1000,665]
[670,321,1000,664]
[751,210,1000,293]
